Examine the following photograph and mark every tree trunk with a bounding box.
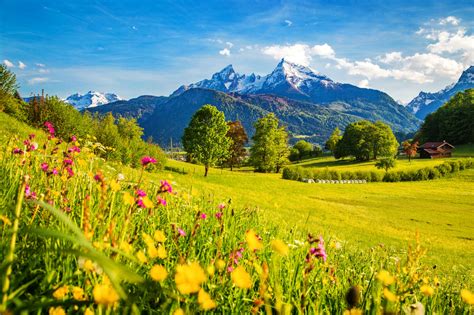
[204,166,209,177]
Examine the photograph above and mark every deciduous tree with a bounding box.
[225,121,248,171]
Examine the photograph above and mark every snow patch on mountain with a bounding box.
[65,91,123,109]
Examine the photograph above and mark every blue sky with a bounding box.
[1,0,473,102]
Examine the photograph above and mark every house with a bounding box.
[418,141,455,159]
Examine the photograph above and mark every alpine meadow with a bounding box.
[1,1,474,314]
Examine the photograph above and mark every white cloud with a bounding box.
[36,63,46,67]
[3,59,14,68]
[38,68,50,74]
[261,44,312,66]
[358,79,370,88]
[226,41,234,48]
[439,16,460,26]
[311,43,335,58]
[18,61,26,69]
[415,27,425,35]
[219,48,231,56]
[335,58,392,79]
[427,28,474,65]
[284,19,293,27]
[378,52,403,64]
[28,77,49,85]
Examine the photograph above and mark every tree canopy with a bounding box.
[250,113,289,173]
[325,127,342,154]
[335,120,398,161]
[224,121,248,171]
[182,105,231,176]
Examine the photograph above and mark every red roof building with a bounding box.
[418,141,455,159]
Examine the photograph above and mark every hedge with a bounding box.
[282,159,473,183]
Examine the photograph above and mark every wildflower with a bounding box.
[123,192,135,206]
[81,259,95,272]
[218,203,225,210]
[343,309,362,315]
[109,180,121,192]
[84,308,94,315]
[173,309,185,315]
[44,121,55,136]
[119,241,132,254]
[215,212,223,219]
[245,230,263,251]
[48,306,66,315]
[28,142,38,151]
[157,196,167,206]
[461,289,474,305]
[142,233,154,247]
[215,259,226,271]
[159,180,173,193]
[0,215,12,226]
[41,162,49,172]
[70,135,77,142]
[377,270,395,286]
[200,213,207,220]
[65,166,74,177]
[198,289,217,310]
[94,172,104,182]
[53,285,69,299]
[136,251,148,264]
[178,228,186,237]
[150,265,168,282]
[383,288,398,302]
[72,286,86,301]
[154,230,166,243]
[29,133,36,139]
[63,159,74,165]
[141,156,157,166]
[117,173,125,181]
[12,148,23,155]
[157,246,167,259]
[207,265,215,276]
[309,237,327,262]
[231,266,252,289]
[93,283,119,306]
[136,189,147,197]
[271,239,289,256]
[51,168,58,175]
[420,285,434,297]
[175,262,206,294]
[25,185,37,200]
[68,146,81,153]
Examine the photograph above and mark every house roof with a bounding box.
[423,148,441,155]
[420,141,455,149]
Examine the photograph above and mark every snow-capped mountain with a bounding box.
[407,66,474,119]
[171,59,334,98]
[65,91,123,109]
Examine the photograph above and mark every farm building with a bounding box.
[418,141,455,159]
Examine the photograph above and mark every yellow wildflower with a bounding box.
[119,241,132,254]
[271,239,289,256]
[123,192,135,206]
[93,283,119,306]
[142,233,154,247]
[109,180,121,192]
[420,285,434,297]
[148,245,159,258]
[231,266,252,289]
[198,289,217,310]
[173,309,185,315]
[154,230,166,243]
[53,285,69,299]
[175,262,206,294]
[136,251,148,264]
[157,246,167,259]
[245,230,263,251]
[84,308,94,315]
[383,288,398,302]
[83,259,95,272]
[377,270,395,286]
[72,286,86,301]
[150,265,168,282]
[215,259,226,271]
[207,265,215,277]
[49,306,66,315]
[343,309,363,315]
[0,215,11,226]
[461,289,474,305]
[142,196,154,208]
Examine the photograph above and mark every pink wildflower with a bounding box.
[63,159,73,165]
[200,213,207,220]
[68,146,81,153]
[65,167,74,177]
[51,168,58,175]
[70,135,77,142]
[218,203,226,210]
[215,212,223,219]
[44,121,55,137]
[25,185,37,199]
[12,148,23,155]
[136,189,147,197]
[28,142,38,152]
[310,237,327,262]
[136,198,145,208]
[159,180,173,193]
[141,156,157,166]
[157,196,167,206]
[40,163,49,172]
[178,228,186,237]
[28,134,36,140]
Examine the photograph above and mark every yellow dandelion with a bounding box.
[0,215,11,226]
[49,306,66,315]
[123,192,135,206]
[150,265,168,282]
[109,180,121,192]
[420,285,434,297]
[173,308,185,315]
[142,196,154,208]
[142,233,154,246]
[83,259,95,272]
[231,266,252,289]
[175,262,206,294]
[377,270,395,286]
[119,241,132,254]
[154,230,166,243]
[215,259,226,271]
[198,289,217,310]
[53,285,69,299]
[461,289,474,305]
[92,283,119,306]
[245,230,263,251]
[157,246,167,259]
[207,265,215,277]
[383,288,398,302]
[84,308,94,315]
[148,245,159,258]
[136,251,148,264]
[343,309,362,315]
[271,239,289,256]
[72,286,86,301]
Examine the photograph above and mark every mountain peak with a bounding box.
[65,91,123,110]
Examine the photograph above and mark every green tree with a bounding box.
[225,121,248,171]
[182,105,231,176]
[289,140,313,161]
[0,64,18,110]
[335,120,398,161]
[375,157,397,173]
[325,127,342,155]
[250,113,289,173]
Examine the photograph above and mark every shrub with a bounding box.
[427,167,441,179]
[416,168,430,181]
[383,172,401,182]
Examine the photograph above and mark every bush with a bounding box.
[427,167,441,179]
[383,172,401,182]
[416,168,430,181]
